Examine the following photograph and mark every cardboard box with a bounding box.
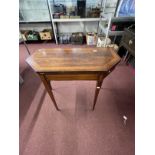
[70,16,80,19]
[86,32,97,45]
[39,30,52,40]
[60,15,69,19]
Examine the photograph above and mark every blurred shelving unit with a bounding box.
[19,0,134,45]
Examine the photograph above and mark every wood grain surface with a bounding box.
[26,47,120,72]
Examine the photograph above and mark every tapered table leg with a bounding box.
[92,74,104,110]
[39,73,60,111]
[47,80,52,90]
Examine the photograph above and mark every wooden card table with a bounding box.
[26,47,120,111]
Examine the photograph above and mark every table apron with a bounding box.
[41,73,108,81]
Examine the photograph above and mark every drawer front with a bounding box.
[45,74,99,80]
[45,73,108,81]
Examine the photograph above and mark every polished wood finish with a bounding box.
[45,73,99,80]
[26,48,120,72]
[26,47,120,111]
